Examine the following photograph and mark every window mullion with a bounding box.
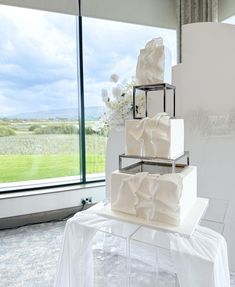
[76,0,86,183]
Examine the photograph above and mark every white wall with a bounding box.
[173,22,235,271]
[0,0,177,28]
[219,0,235,21]
[0,184,105,218]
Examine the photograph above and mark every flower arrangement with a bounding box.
[100,74,145,130]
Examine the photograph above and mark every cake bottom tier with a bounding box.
[111,166,197,226]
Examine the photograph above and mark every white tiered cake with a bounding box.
[125,113,184,159]
[110,113,198,227]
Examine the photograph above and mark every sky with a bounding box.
[83,17,176,109]
[0,5,176,117]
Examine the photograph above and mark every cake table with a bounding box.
[54,201,230,287]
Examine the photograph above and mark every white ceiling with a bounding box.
[0,0,233,28]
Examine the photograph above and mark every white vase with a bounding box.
[105,126,125,199]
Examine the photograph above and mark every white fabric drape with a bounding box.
[55,214,96,287]
[54,204,107,287]
[170,225,230,287]
[55,206,230,287]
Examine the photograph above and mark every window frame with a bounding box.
[0,1,177,193]
[0,2,105,194]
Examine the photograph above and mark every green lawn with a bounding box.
[0,122,107,183]
[0,154,105,182]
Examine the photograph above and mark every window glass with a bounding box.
[0,5,80,186]
[83,17,176,180]
[0,8,177,188]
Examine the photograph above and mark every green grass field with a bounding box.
[0,154,105,182]
[0,127,107,183]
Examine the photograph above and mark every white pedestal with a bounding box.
[172,22,235,270]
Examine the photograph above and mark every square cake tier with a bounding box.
[125,117,184,159]
[111,166,197,226]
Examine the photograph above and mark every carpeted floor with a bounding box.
[0,221,65,287]
[0,220,235,287]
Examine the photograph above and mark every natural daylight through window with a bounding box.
[0,5,176,190]
[83,17,176,180]
[0,5,81,188]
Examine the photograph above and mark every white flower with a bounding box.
[100,75,145,129]
[112,84,123,98]
[101,89,109,102]
[110,74,119,83]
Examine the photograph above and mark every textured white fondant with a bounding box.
[125,114,184,159]
[136,38,172,85]
[111,166,197,226]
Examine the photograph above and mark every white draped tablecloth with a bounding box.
[54,203,230,287]
[170,226,230,287]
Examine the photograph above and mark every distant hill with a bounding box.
[5,106,105,121]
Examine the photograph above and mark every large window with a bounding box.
[0,5,176,190]
[0,5,81,188]
[83,17,176,180]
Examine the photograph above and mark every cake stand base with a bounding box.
[97,197,209,237]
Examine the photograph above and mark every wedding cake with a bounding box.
[125,113,184,159]
[110,112,198,226]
